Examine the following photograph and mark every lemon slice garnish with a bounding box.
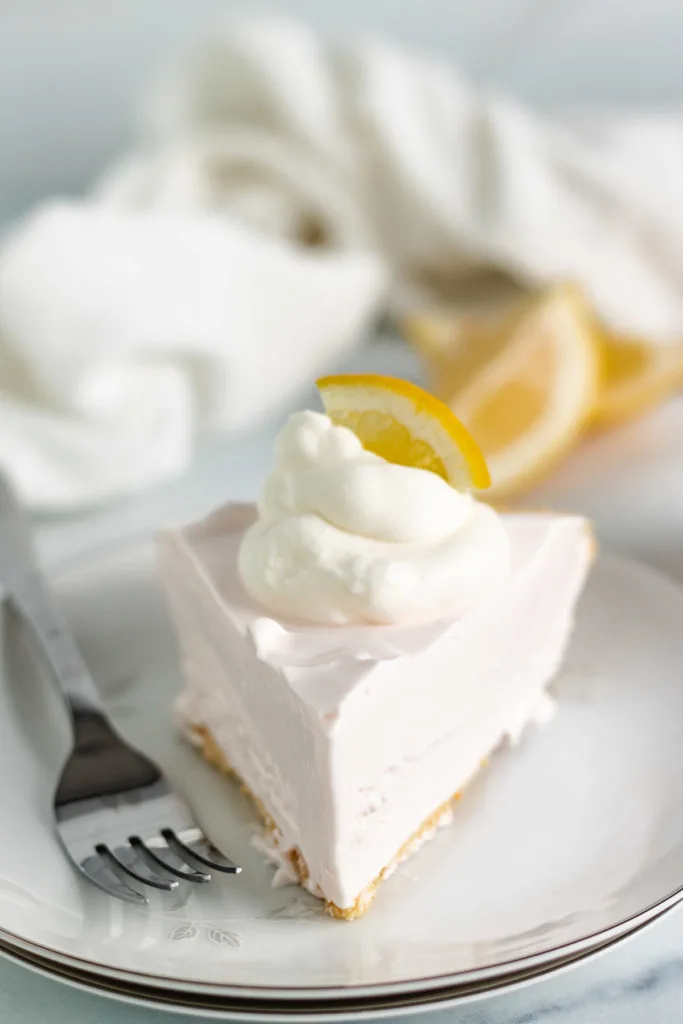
[317,373,491,491]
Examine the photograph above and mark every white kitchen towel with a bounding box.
[0,203,385,509]
[4,16,683,510]
[100,17,683,337]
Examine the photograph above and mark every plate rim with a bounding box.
[2,536,683,1000]
[0,902,673,1021]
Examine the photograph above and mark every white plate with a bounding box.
[0,909,668,1021]
[1,542,683,1007]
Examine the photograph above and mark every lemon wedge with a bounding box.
[404,283,601,499]
[592,330,683,427]
[316,373,491,491]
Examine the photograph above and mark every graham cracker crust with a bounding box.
[188,724,461,921]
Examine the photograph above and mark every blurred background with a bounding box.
[3,0,683,216]
[6,0,683,214]
[3,0,683,576]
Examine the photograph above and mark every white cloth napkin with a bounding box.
[0,203,385,508]
[4,16,683,509]
[102,17,683,338]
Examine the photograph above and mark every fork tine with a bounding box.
[129,836,211,884]
[80,853,148,905]
[95,843,179,892]
[161,829,242,874]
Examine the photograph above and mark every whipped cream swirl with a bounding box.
[238,411,510,625]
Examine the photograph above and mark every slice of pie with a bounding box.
[159,382,593,919]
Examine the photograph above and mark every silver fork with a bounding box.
[0,472,240,904]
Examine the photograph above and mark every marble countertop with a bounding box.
[3,339,683,1022]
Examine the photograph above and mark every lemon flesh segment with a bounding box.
[316,374,491,492]
[592,332,683,427]
[404,284,601,500]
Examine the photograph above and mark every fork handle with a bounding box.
[0,472,104,715]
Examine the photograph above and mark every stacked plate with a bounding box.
[1,541,683,1019]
